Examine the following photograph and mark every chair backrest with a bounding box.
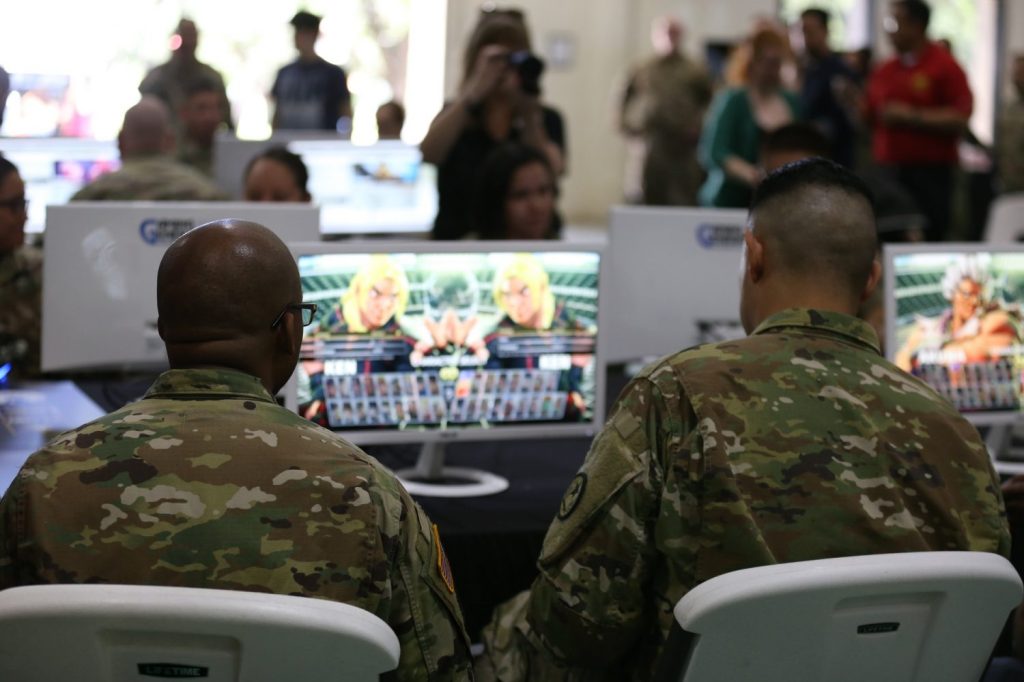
[669,551,1022,682]
[0,584,400,682]
[984,192,1024,242]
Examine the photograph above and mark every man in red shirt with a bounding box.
[865,0,972,241]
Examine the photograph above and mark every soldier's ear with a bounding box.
[743,230,765,283]
[861,257,882,303]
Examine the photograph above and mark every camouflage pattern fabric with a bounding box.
[621,53,712,206]
[0,367,473,681]
[139,59,232,133]
[479,308,1010,681]
[70,156,227,201]
[998,97,1024,193]
[0,245,42,377]
[177,137,214,178]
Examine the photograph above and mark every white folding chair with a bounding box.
[0,584,400,681]
[660,551,1022,682]
[984,193,1024,242]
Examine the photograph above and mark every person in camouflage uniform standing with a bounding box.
[477,159,1010,681]
[0,220,473,681]
[71,97,226,202]
[619,16,712,206]
[0,155,41,378]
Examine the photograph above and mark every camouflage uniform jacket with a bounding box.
[480,308,1010,681]
[998,96,1024,193]
[0,245,42,377]
[0,367,473,681]
[70,155,227,201]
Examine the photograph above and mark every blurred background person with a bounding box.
[619,16,712,206]
[271,11,351,132]
[796,7,860,168]
[376,100,405,140]
[139,18,232,134]
[473,142,560,240]
[72,97,226,201]
[176,76,228,177]
[0,155,41,379]
[243,146,311,202]
[0,65,8,129]
[998,54,1024,194]
[865,0,972,242]
[420,10,566,240]
[698,26,800,208]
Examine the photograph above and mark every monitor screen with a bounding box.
[0,138,120,234]
[885,244,1024,419]
[290,244,604,444]
[604,206,747,363]
[42,202,321,372]
[286,140,436,235]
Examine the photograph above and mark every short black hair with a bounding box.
[752,157,873,213]
[0,154,17,184]
[474,142,559,240]
[244,146,310,198]
[291,10,321,31]
[761,122,830,158]
[800,8,830,28]
[183,75,222,100]
[894,0,931,29]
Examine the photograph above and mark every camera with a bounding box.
[507,51,545,96]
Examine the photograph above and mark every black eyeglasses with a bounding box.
[271,302,317,329]
[0,196,28,212]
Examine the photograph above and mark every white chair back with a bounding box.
[0,584,400,681]
[667,551,1021,682]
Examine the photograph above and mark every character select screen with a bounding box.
[296,251,600,431]
[892,251,1024,413]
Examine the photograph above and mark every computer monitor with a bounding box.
[285,140,436,236]
[286,242,605,496]
[884,243,1024,425]
[42,202,321,372]
[604,206,748,364]
[0,137,120,234]
[211,131,348,201]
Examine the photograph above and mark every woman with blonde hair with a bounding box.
[698,27,800,207]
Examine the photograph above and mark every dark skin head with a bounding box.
[157,220,303,393]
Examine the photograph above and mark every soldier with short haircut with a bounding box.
[0,220,473,681]
[477,159,1010,681]
[71,97,226,201]
[0,155,40,378]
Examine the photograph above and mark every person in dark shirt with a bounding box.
[797,8,860,167]
[271,11,352,132]
[420,11,566,240]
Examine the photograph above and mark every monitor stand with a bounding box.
[395,442,509,498]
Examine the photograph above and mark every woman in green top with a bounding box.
[699,28,800,208]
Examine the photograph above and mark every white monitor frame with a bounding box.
[42,202,321,372]
[604,205,748,365]
[883,242,1024,427]
[283,240,607,448]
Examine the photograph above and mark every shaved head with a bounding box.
[157,220,302,391]
[119,97,175,158]
[741,159,880,332]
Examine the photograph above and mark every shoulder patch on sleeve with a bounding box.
[432,523,455,594]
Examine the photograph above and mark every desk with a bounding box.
[0,382,105,493]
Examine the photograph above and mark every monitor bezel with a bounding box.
[883,242,1024,426]
[284,239,608,446]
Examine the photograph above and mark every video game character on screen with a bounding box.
[296,249,599,431]
[299,255,417,426]
[485,253,595,419]
[893,253,1024,412]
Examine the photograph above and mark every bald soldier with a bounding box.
[0,221,472,681]
[477,159,1010,681]
[71,97,225,201]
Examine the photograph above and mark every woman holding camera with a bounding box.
[420,12,566,241]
